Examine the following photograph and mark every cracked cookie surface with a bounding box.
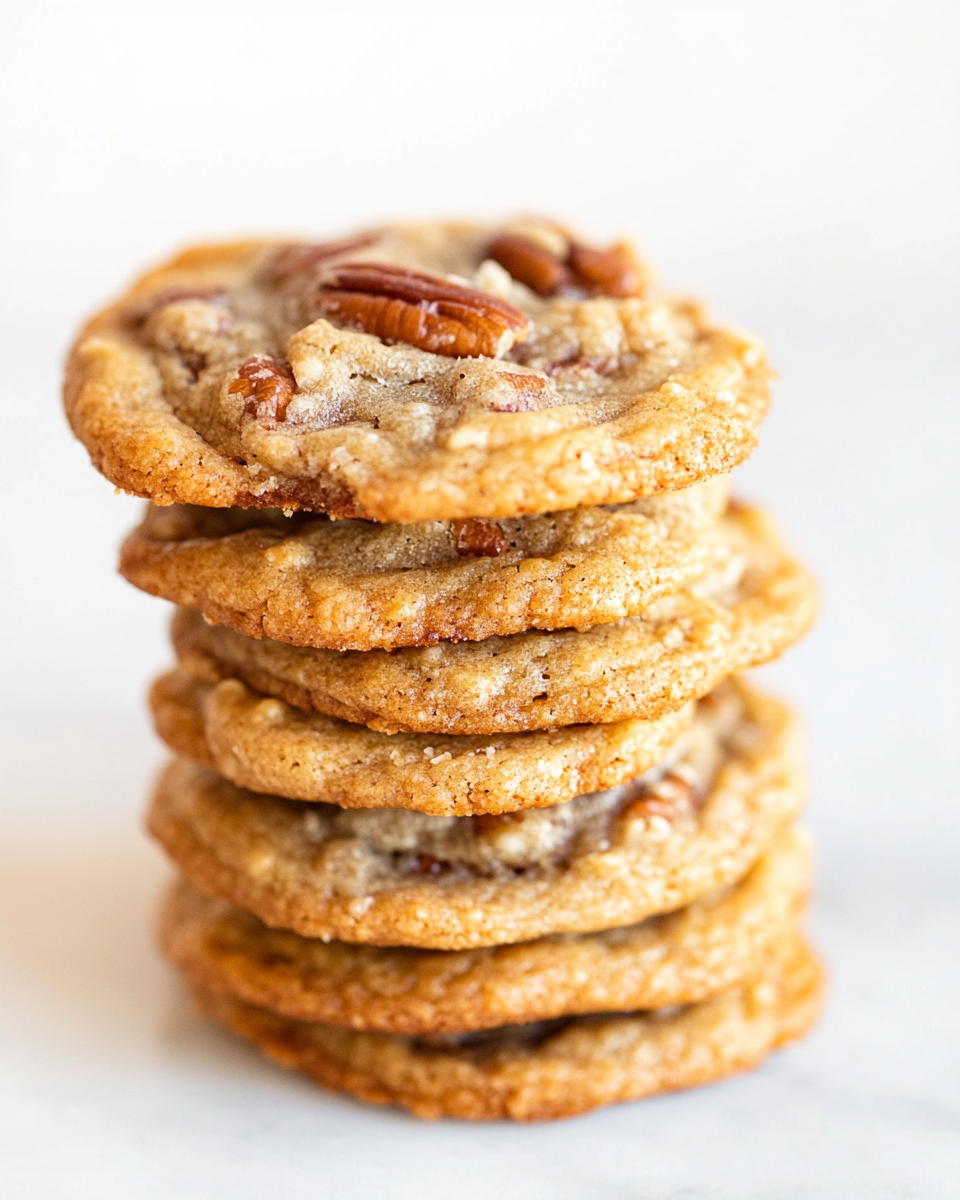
[160,826,810,1034]
[187,934,824,1120]
[147,681,804,949]
[65,220,770,522]
[121,478,729,650]
[172,505,816,735]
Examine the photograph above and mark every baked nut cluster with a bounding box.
[65,217,823,1120]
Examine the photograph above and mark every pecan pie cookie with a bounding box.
[160,826,810,1034]
[189,933,824,1121]
[63,210,823,1121]
[64,220,771,522]
[120,478,729,651]
[146,681,803,950]
[150,668,694,816]
[171,504,817,735]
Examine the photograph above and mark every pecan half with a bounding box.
[451,519,509,557]
[269,236,378,282]
[315,262,529,358]
[487,234,573,296]
[489,233,644,298]
[567,241,642,297]
[228,356,297,428]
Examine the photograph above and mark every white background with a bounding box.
[1,2,958,1196]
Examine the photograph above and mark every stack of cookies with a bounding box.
[64,218,823,1120]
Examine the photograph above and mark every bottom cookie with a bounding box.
[188,934,824,1121]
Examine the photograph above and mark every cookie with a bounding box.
[186,934,824,1120]
[120,478,730,651]
[150,668,694,816]
[159,826,810,1034]
[172,504,816,735]
[146,681,804,949]
[64,219,771,522]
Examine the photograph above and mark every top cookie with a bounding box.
[64,219,771,522]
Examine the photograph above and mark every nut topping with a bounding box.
[489,232,644,298]
[451,519,509,558]
[484,372,552,411]
[487,234,573,297]
[314,262,529,358]
[620,771,701,825]
[567,241,643,297]
[269,236,378,282]
[228,356,297,428]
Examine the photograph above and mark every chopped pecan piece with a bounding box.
[228,355,297,428]
[484,372,553,411]
[269,236,378,282]
[620,771,701,824]
[315,262,529,358]
[489,233,644,298]
[451,519,509,558]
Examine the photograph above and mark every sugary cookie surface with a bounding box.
[65,219,771,521]
[160,827,810,1034]
[191,935,824,1120]
[149,667,696,816]
[146,681,804,949]
[121,478,730,651]
[170,505,818,735]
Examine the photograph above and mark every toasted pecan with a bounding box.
[452,518,509,558]
[315,262,529,358]
[620,771,702,825]
[486,372,553,411]
[489,233,644,298]
[269,237,379,282]
[487,234,573,296]
[567,241,643,297]
[228,356,297,428]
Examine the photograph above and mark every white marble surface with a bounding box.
[1,3,959,1196]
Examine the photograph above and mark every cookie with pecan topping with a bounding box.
[170,505,816,735]
[186,933,824,1120]
[64,220,770,522]
[149,667,694,817]
[120,479,729,651]
[146,680,803,950]
[159,826,810,1034]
